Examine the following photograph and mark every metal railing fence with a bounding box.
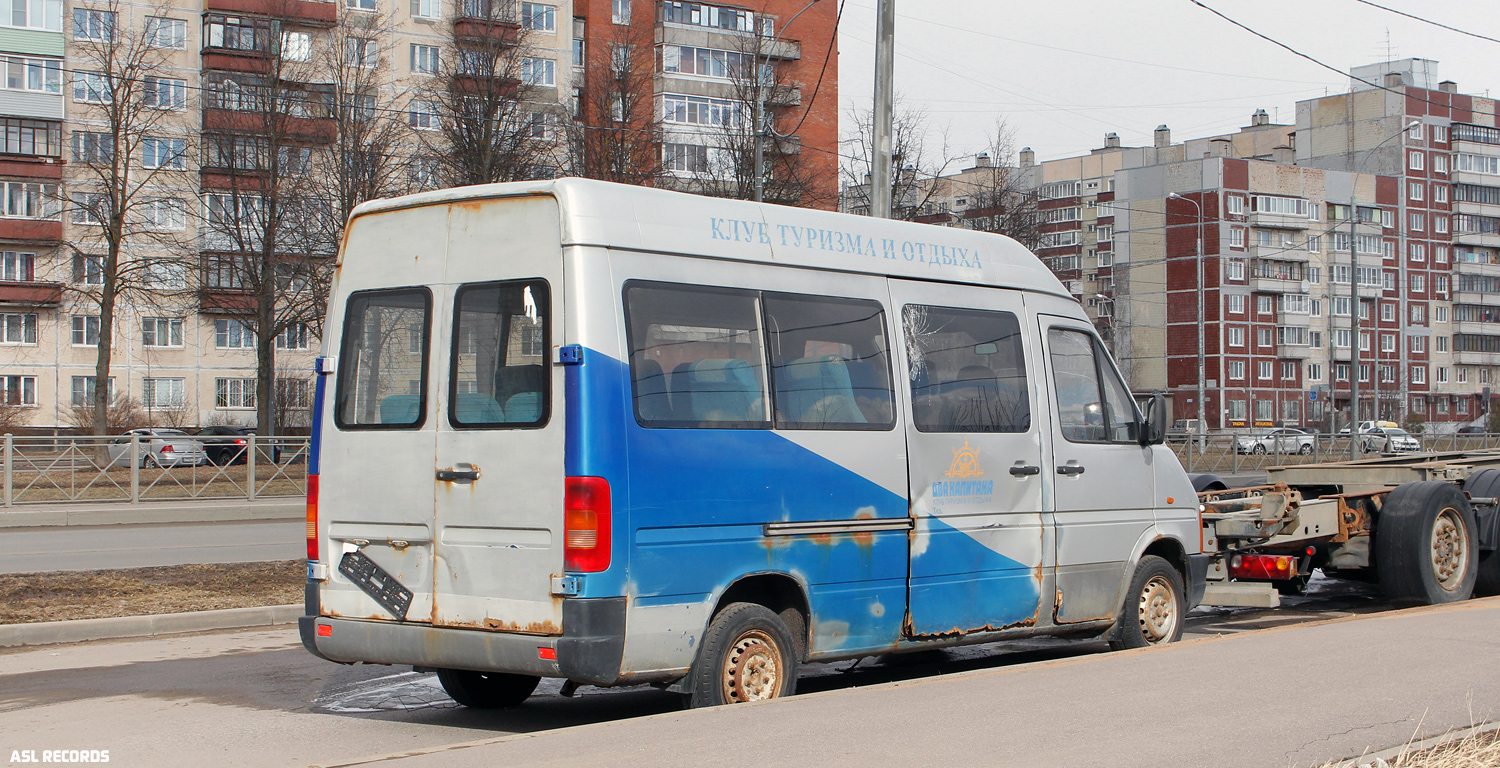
[1,434,309,507]
[1168,431,1500,475]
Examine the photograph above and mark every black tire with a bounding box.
[1298,443,1313,455]
[1375,482,1478,604]
[1462,469,1500,597]
[1251,444,1266,455]
[687,602,798,708]
[435,669,539,709]
[1109,555,1185,651]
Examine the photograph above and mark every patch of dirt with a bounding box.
[0,561,303,625]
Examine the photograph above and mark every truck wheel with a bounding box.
[1375,482,1477,604]
[687,602,798,708]
[435,669,539,708]
[1109,555,1184,650]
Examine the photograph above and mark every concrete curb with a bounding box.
[1335,720,1500,767]
[0,499,303,528]
[0,603,302,648]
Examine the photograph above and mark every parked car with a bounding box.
[1362,427,1421,453]
[1338,420,1399,435]
[107,429,208,468]
[192,426,281,465]
[1235,428,1316,455]
[1458,426,1487,435]
[1166,418,1206,443]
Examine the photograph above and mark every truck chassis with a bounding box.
[1195,450,1500,608]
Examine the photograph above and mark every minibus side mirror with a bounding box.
[1140,393,1168,446]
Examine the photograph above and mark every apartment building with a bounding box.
[0,0,837,429]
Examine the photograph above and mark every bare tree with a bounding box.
[64,394,145,433]
[563,19,661,185]
[950,122,1041,249]
[421,0,558,186]
[0,399,31,432]
[68,0,197,435]
[197,6,337,433]
[840,102,951,220]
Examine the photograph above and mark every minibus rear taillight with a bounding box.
[306,474,319,561]
[564,477,611,572]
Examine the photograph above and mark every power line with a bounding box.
[1348,0,1500,46]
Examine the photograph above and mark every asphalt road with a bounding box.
[0,520,305,573]
[0,577,1439,768]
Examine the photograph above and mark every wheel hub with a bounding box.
[722,630,782,703]
[1431,508,1469,592]
[1137,575,1178,644]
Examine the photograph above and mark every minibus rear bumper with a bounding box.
[300,586,627,685]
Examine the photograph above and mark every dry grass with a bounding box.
[1328,726,1500,768]
[0,561,304,624]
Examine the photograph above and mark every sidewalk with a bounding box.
[342,597,1500,768]
[0,497,302,528]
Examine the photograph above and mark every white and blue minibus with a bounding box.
[300,178,1205,708]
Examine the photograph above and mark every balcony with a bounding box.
[1248,276,1306,294]
[0,157,62,180]
[0,218,61,244]
[200,48,274,75]
[1454,291,1500,307]
[1455,349,1500,366]
[654,26,802,61]
[1248,211,1312,230]
[203,0,337,27]
[200,167,273,192]
[203,109,336,143]
[1455,259,1500,277]
[1246,245,1310,262]
[767,84,802,107]
[198,286,255,315]
[1278,344,1316,360]
[452,12,521,44]
[1453,230,1500,249]
[0,280,61,307]
[1456,320,1500,337]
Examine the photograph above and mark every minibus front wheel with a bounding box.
[687,602,799,708]
[435,669,540,708]
[1109,555,1185,650]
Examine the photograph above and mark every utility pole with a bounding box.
[1348,194,1360,459]
[870,0,894,218]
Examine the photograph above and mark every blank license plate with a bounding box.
[338,550,414,621]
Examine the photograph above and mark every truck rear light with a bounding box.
[1229,554,1298,580]
[564,477,610,573]
[306,474,320,561]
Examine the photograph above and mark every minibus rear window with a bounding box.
[335,288,432,430]
[904,305,1031,434]
[449,280,550,429]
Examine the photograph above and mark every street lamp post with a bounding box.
[1168,192,1206,448]
[870,0,894,218]
[1346,119,1421,458]
[752,0,821,203]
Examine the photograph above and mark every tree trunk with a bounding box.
[91,242,121,436]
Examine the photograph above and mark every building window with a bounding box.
[345,37,378,68]
[142,76,185,109]
[1229,227,1245,248]
[216,378,256,409]
[1380,302,1395,321]
[1,118,62,158]
[141,198,187,231]
[1437,334,1449,352]
[7,57,63,95]
[1307,363,1322,381]
[1228,326,1244,347]
[1412,304,1426,323]
[1,375,35,406]
[1381,333,1396,353]
[143,377,184,408]
[1409,151,1424,171]
[275,323,310,349]
[521,57,555,86]
[71,314,100,346]
[1335,364,1349,382]
[1434,153,1448,174]
[521,2,554,30]
[408,99,440,130]
[277,378,310,409]
[1256,294,1273,314]
[1410,335,1426,353]
[411,0,439,17]
[141,136,187,169]
[1379,364,1396,383]
[1257,327,1272,347]
[1257,361,1272,380]
[1411,366,1427,385]
[7,0,62,30]
[572,17,584,67]
[1228,360,1245,380]
[71,131,112,163]
[1435,215,1448,234]
[663,142,712,173]
[205,14,272,52]
[73,253,102,284]
[411,44,439,73]
[1227,294,1245,314]
[0,312,37,344]
[215,319,254,349]
[1225,195,1244,215]
[1409,181,1424,201]
[611,0,630,24]
[347,0,377,10]
[1410,242,1426,263]
[144,16,186,48]
[72,8,114,40]
[70,376,114,406]
[662,93,741,126]
[1334,329,1351,349]
[141,317,183,347]
[0,250,34,281]
[1228,399,1246,420]
[1226,259,1245,280]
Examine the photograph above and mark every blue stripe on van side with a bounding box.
[309,367,326,476]
[565,348,1038,656]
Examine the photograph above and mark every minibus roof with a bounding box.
[348,178,1074,299]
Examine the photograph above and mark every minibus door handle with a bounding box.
[1056,464,1086,476]
[1009,464,1041,477]
[436,464,480,483]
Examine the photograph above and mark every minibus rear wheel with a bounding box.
[687,602,798,708]
[435,669,540,708]
[1109,555,1185,650]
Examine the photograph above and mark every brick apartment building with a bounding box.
[0,0,838,429]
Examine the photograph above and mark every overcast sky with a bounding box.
[833,0,1500,168]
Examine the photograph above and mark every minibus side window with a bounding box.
[1048,328,1139,444]
[625,282,770,429]
[449,280,550,429]
[763,293,894,431]
[335,288,432,430]
[903,305,1031,433]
